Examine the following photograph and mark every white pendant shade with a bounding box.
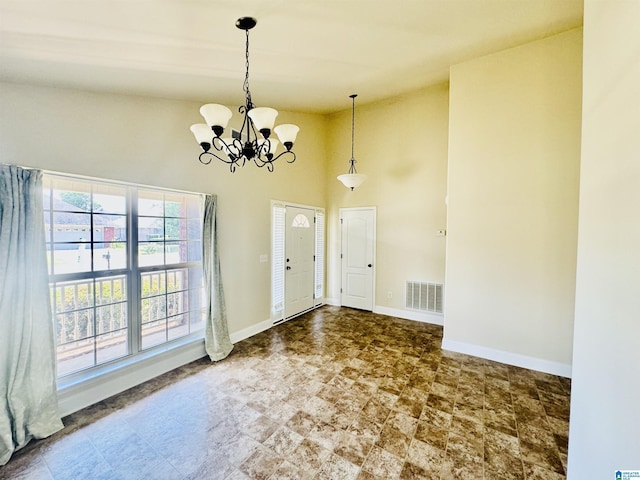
[248,107,278,132]
[200,104,233,131]
[274,124,300,145]
[190,124,212,144]
[337,173,367,190]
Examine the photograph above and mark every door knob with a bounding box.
[368,264,372,268]
[286,266,292,270]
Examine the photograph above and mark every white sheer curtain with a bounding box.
[0,164,63,466]
[202,194,233,361]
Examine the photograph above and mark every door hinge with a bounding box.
[340,288,343,293]
[340,218,343,224]
[314,216,316,223]
[313,255,316,261]
[340,253,343,259]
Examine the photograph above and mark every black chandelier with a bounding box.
[190,17,299,172]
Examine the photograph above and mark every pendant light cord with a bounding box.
[351,95,355,160]
[349,94,357,174]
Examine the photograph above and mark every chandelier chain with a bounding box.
[243,29,253,109]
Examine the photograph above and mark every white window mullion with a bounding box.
[129,187,140,356]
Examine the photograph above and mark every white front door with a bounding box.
[341,207,375,311]
[285,206,315,318]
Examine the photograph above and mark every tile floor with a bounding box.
[1,306,571,480]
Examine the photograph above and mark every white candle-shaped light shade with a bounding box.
[258,138,280,155]
[199,104,233,136]
[247,107,278,134]
[274,124,299,149]
[190,124,213,145]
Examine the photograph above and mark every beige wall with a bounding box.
[0,82,328,334]
[325,85,449,315]
[1,25,591,411]
[443,29,582,373]
[567,0,640,475]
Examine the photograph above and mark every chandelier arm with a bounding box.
[230,137,244,154]
[254,138,272,160]
[199,150,241,167]
[198,152,213,165]
[271,150,297,164]
[237,106,252,152]
[211,137,239,157]
[250,155,275,171]
[247,117,260,146]
[211,137,245,173]
[252,149,296,167]
[252,156,270,169]
[237,105,260,155]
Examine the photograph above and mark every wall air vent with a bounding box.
[405,281,444,314]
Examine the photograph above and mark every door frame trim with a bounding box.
[339,206,377,310]
[271,199,325,323]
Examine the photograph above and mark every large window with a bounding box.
[43,175,204,378]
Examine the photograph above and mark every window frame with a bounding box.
[43,172,205,385]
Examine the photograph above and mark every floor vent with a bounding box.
[406,281,444,314]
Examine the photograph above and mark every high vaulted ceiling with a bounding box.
[0,0,583,114]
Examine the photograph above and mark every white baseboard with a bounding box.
[374,305,444,326]
[324,297,340,306]
[323,301,444,326]
[441,338,572,378]
[57,339,207,417]
[229,318,274,344]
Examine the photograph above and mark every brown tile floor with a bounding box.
[2,306,571,480]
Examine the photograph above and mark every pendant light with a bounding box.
[337,94,367,190]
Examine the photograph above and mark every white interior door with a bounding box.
[341,207,375,310]
[285,206,315,318]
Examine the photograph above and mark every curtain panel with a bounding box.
[202,194,233,362]
[0,164,63,466]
